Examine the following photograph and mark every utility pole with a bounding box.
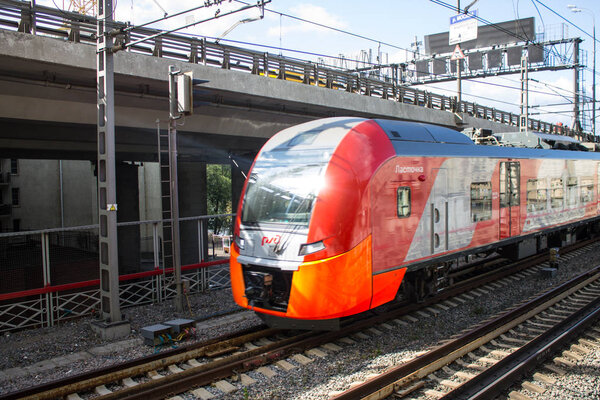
[91,0,267,322]
[568,5,596,138]
[574,38,582,133]
[411,35,422,61]
[457,0,461,106]
[593,23,596,139]
[162,68,207,312]
[92,0,130,339]
[168,66,183,312]
[520,55,529,133]
[457,56,462,105]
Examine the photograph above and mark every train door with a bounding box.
[499,161,521,238]
[430,169,448,254]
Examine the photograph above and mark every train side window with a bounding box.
[550,178,564,209]
[581,177,594,204]
[566,177,578,207]
[470,182,492,222]
[526,179,547,212]
[397,187,411,218]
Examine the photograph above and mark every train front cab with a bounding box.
[230,117,399,329]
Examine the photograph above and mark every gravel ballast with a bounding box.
[1,243,600,399]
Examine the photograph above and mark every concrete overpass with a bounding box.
[0,0,581,243]
[0,27,538,163]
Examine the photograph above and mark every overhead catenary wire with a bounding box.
[232,0,431,58]
[47,0,585,125]
[145,1,592,109]
[425,81,575,119]
[426,78,579,118]
[531,0,599,44]
[531,0,600,79]
[498,75,575,97]
[115,1,266,51]
[429,0,598,129]
[166,26,578,105]
[428,0,590,75]
[463,77,579,99]
[174,31,584,102]
[120,2,218,32]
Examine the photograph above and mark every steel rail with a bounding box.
[2,239,595,399]
[74,244,598,398]
[440,293,600,399]
[330,264,600,400]
[0,325,273,400]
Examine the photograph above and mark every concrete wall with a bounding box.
[0,159,10,232]
[62,160,96,227]
[178,162,208,265]
[138,162,161,254]
[10,159,96,231]
[116,163,140,274]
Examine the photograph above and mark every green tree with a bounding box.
[207,164,232,234]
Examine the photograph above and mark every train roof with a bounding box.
[261,117,600,162]
[372,118,600,161]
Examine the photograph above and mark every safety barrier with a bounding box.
[0,214,233,333]
[0,0,586,140]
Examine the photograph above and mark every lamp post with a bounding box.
[569,4,596,138]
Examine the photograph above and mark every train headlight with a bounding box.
[298,240,325,256]
[234,235,245,250]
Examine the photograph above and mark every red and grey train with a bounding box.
[230,117,600,329]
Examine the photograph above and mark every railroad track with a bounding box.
[1,240,595,400]
[330,264,600,400]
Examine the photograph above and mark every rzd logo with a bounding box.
[261,235,281,246]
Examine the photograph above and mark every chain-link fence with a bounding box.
[0,214,233,333]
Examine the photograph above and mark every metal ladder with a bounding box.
[158,125,174,269]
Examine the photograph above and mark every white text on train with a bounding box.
[395,165,424,174]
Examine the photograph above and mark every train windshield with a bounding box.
[242,154,327,226]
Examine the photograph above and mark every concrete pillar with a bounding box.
[231,153,254,214]
[178,161,207,265]
[116,162,140,275]
[138,163,161,259]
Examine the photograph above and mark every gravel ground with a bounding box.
[221,243,600,400]
[1,242,600,399]
[0,288,262,395]
[521,328,600,400]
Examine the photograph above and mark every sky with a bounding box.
[46,0,600,131]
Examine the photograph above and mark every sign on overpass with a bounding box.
[449,10,478,45]
[426,17,535,55]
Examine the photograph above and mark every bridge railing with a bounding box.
[0,213,233,333]
[0,0,589,140]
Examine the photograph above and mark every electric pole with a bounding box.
[520,55,529,133]
[92,0,267,325]
[574,38,582,133]
[92,0,130,339]
[457,1,461,106]
[168,66,183,312]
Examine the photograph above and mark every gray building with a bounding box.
[0,159,161,234]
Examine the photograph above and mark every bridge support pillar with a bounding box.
[116,163,140,275]
[178,161,208,265]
